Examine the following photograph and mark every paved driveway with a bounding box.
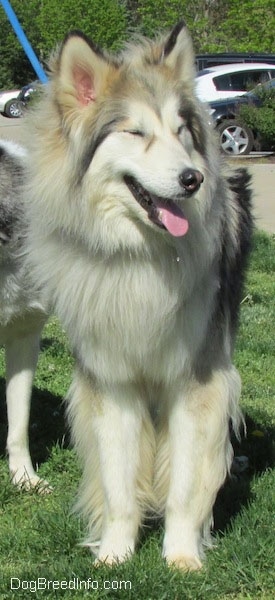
[0,113,22,143]
[247,163,275,234]
[0,114,274,234]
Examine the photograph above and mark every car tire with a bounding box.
[217,120,254,155]
[4,98,23,118]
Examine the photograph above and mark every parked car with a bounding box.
[5,81,43,118]
[0,90,20,117]
[195,52,275,71]
[196,63,275,102]
[208,78,275,155]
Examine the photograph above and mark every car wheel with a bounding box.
[217,120,254,155]
[4,98,23,118]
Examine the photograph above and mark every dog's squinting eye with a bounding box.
[124,130,145,137]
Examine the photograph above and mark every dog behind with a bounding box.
[0,140,47,488]
[23,22,253,569]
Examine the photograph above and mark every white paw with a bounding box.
[89,531,135,566]
[95,542,134,566]
[163,521,203,571]
[11,467,52,494]
[165,553,202,571]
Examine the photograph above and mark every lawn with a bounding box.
[0,231,274,599]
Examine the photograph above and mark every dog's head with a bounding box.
[42,22,216,246]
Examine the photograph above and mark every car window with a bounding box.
[213,74,232,91]
[213,69,275,92]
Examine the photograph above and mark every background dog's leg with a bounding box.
[162,368,241,571]
[6,329,46,489]
[69,373,154,565]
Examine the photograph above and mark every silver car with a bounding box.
[0,90,20,118]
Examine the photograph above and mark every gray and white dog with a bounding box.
[22,22,253,568]
[0,139,47,488]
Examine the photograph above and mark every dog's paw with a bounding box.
[90,521,136,566]
[93,538,134,567]
[11,469,52,494]
[82,538,133,566]
[94,549,132,567]
[94,546,133,567]
[165,554,202,571]
[94,555,123,567]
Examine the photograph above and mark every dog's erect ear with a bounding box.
[162,21,196,84]
[53,31,114,119]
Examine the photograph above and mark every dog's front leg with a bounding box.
[69,373,154,565]
[6,328,45,488]
[95,389,142,564]
[162,367,241,571]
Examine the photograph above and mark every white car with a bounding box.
[196,63,275,102]
[0,90,20,117]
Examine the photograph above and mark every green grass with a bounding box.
[0,231,274,599]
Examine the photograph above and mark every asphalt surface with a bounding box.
[0,114,274,234]
[246,162,275,234]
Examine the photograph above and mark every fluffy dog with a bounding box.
[23,22,253,569]
[0,140,47,488]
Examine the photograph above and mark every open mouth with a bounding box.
[124,175,189,237]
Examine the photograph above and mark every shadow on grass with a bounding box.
[0,377,70,467]
[214,413,274,532]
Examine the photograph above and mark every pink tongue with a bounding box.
[156,200,189,237]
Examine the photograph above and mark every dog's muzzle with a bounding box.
[124,168,204,237]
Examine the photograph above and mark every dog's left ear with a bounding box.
[162,21,196,84]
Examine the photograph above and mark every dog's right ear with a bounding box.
[52,31,115,122]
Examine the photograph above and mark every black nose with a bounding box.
[179,169,204,194]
